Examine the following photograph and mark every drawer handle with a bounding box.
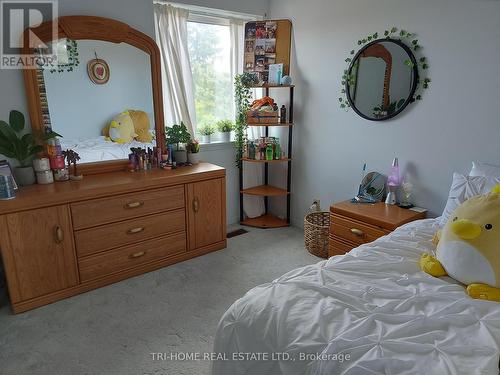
[125,201,144,209]
[193,197,199,213]
[129,251,146,259]
[127,227,145,235]
[350,228,365,237]
[54,225,64,244]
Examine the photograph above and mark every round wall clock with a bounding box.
[87,58,110,84]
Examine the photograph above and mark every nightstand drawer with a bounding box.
[330,214,389,245]
[328,235,356,257]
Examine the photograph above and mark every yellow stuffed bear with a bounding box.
[105,111,137,144]
[421,184,500,301]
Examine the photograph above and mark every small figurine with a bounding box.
[62,149,82,181]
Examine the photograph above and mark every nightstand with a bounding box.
[328,201,427,257]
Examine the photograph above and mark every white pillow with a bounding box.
[469,161,500,178]
[440,173,499,226]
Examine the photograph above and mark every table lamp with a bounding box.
[385,158,400,205]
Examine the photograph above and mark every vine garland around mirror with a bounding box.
[339,27,430,121]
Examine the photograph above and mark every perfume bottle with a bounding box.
[385,158,400,205]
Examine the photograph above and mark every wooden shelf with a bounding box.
[249,85,295,89]
[247,122,293,127]
[241,158,291,163]
[241,214,289,228]
[241,185,289,197]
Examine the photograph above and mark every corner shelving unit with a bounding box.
[239,85,294,229]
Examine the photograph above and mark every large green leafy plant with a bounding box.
[166,122,191,150]
[234,72,258,168]
[0,110,60,167]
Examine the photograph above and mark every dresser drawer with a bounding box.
[75,209,185,257]
[71,186,185,230]
[328,235,356,257]
[78,232,186,282]
[330,214,388,245]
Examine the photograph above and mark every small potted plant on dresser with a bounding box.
[198,124,215,144]
[216,119,234,143]
[0,110,60,186]
[187,139,201,164]
[166,122,191,163]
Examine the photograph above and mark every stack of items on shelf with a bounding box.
[247,96,287,124]
[243,136,285,161]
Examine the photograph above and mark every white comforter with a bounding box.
[60,136,156,164]
[212,219,500,375]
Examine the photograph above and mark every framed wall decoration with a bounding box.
[243,19,292,84]
[87,57,110,85]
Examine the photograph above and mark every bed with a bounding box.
[212,218,500,375]
[60,136,156,164]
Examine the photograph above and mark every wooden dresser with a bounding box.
[0,163,226,313]
[329,201,426,257]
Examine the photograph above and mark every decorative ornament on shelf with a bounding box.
[62,149,82,181]
[281,75,292,86]
[339,27,431,118]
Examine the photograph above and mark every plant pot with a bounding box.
[14,166,36,186]
[220,132,231,143]
[188,152,201,164]
[173,150,187,163]
[201,135,211,144]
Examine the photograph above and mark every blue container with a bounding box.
[0,175,16,200]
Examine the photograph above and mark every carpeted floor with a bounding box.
[0,226,319,375]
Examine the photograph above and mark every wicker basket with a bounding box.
[304,211,330,258]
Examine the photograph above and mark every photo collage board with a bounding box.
[244,21,279,83]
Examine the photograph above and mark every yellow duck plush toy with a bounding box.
[102,110,153,143]
[421,184,500,301]
[103,111,137,144]
[129,110,153,143]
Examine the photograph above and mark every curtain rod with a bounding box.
[153,1,263,21]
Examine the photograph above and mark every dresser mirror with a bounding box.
[23,16,165,174]
[346,39,418,121]
[40,39,155,164]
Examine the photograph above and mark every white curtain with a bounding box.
[154,4,196,135]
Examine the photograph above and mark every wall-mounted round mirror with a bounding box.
[346,39,418,121]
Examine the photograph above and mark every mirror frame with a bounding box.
[345,38,419,122]
[22,16,166,175]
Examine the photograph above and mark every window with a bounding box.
[187,20,233,131]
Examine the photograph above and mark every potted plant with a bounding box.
[0,110,60,186]
[198,124,215,144]
[166,122,191,163]
[187,139,201,164]
[216,119,234,143]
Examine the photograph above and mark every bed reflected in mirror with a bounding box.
[40,39,156,164]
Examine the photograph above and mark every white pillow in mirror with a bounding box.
[469,161,500,178]
[440,172,499,226]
